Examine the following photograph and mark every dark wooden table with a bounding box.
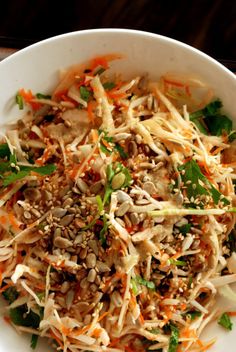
[0,0,235,62]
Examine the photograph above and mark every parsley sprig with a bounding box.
[190,99,233,137]
[0,147,56,186]
[99,130,128,159]
[178,159,229,207]
[218,312,233,331]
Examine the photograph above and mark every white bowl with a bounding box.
[0,29,236,352]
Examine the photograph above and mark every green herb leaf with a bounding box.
[0,143,11,159]
[100,141,112,155]
[185,310,201,320]
[0,161,11,174]
[80,86,91,102]
[95,67,106,75]
[168,324,179,352]
[218,312,233,331]
[99,214,108,246]
[36,93,51,99]
[106,164,115,183]
[178,223,191,235]
[178,159,229,207]
[205,114,232,136]
[228,131,236,142]
[9,304,40,328]
[227,229,236,253]
[3,170,29,186]
[103,82,116,90]
[122,166,132,188]
[114,144,128,159]
[190,99,233,136]
[169,258,187,266]
[2,286,19,303]
[30,334,39,349]
[3,164,56,186]
[130,278,139,295]
[136,276,155,291]
[16,93,24,110]
[23,164,57,176]
[96,195,104,213]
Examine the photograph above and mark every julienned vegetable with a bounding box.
[0,55,236,352]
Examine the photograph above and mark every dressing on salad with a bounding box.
[0,54,236,352]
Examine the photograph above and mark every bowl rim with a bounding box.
[1,28,235,81]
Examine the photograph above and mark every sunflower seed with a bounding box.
[52,207,67,218]
[128,141,138,157]
[60,214,74,226]
[143,181,156,195]
[111,172,125,190]
[96,261,110,272]
[90,180,103,194]
[130,212,140,225]
[87,268,97,283]
[115,201,131,217]
[86,253,97,268]
[76,178,88,193]
[54,236,73,249]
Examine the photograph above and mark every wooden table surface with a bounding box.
[0,0,235,62]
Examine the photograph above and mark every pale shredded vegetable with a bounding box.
[0,54,236,352]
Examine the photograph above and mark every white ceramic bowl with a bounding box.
[0,29,236,352]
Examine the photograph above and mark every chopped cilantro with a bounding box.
[190,99,233,136]
[79,86,91,102]
[114,143,128,159]
[130,278,139,295]
[2,285,19,303]
[218,312,233,331]
[99,214,108,246]
[178,159,229,207]
[227,229,236,253]
[0,143,11,159]
[95,67,106,75]
[169,258,187,266]
[178,223,192,235]
[36,93,51,99]
[228,131,236,142]
[103,82,116,90]
[9,304,40,328]
[136,276,155,291]
[168,323,179,352]
[16,93,24,110]
[30,334,39,349]
[2,163,56,186]
[185,310,201,320]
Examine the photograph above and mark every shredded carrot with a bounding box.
[87,100,96,124]
[109,337,120,347]
[164,79,186,88]
[19,88,42,111]
[91,129,99,143]
[50,330,64,349]
[3,315,11,324]
[8,213,20,231]
[139,312,145,325]
[90,54,122,71]
[92,328,102,338]
[98,311,109,322]
[0,216,7,225]
[125,346,135,352]
[227,311,236,317]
